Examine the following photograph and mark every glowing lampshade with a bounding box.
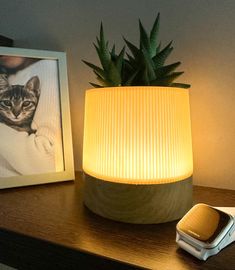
[83,86,193,224]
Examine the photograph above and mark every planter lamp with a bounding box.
[83,86,193,224]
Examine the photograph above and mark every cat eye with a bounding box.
[22,101,31,107]
[2,100,12,107]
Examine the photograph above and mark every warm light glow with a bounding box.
[83,87,193,184]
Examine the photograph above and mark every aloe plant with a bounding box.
[83,13,190,89]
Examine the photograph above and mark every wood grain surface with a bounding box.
[0,172,234,270]
[84,174,192,224]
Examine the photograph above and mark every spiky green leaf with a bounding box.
[142,47,156,81]
[139,19,151,54]
[155,62,181,77]
[115,46,125,74]
[89,82,102,88]
[82,60,106,79]
[98,23,111,71]
[150,13,160,56]
[151,71,184,86]
[171,82,191,88]
[110,44,116,58]
[124,70,139,86]
[126,53,136,65]
[155,42,161,55]
[94,44,110,71]
[166,71,184,82]
[152,41,173,68]
[93,71,106,82]
[142,68,150,85]
[107,61,122,86]
[96,75,110,86]
[96,37,100,47]
[122,59,135,83]
[124,38,140,59]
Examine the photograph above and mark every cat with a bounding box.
[0,74,40,134]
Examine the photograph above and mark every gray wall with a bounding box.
[1,0,235,190]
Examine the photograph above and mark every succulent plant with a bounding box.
[83,13,190,89]
[83,24,125,88]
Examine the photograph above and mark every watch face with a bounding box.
[177,204,231,244]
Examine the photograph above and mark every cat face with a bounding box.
[0,75,40,127]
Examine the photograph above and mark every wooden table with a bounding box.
[0,172,234,270]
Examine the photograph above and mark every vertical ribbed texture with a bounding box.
[83,87,193,184]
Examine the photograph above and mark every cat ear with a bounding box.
[0,74,9,92]
[25,76,40,97]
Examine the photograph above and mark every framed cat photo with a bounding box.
[0,46,74,189]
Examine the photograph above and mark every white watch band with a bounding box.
[214,207,235,244]
[214,207,235,217]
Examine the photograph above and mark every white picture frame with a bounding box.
[0,46,74,188]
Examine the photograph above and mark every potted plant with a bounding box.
[83,14,190,89]
[82,14,193,224]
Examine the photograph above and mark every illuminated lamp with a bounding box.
[83,86,193,224]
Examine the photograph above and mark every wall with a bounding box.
[0,0,235,190]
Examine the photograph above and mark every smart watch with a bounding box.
[176,203,235,261]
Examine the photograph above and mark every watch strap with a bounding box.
[213,206,235,244]
[214,207,235,218]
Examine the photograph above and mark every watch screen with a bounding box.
[177,204,231,244]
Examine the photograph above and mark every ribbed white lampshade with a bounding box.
[83,86,193,184]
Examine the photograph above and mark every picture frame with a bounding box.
[0,46,74,189]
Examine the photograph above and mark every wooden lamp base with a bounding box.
[84,173,192,224]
